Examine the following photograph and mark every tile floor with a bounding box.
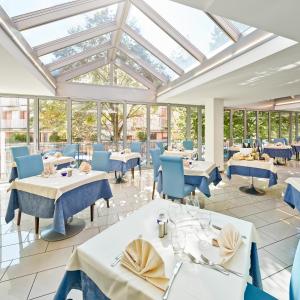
[0,162,299,300]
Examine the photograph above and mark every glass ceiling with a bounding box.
[0,0,259,90]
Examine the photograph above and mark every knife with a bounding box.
[162,261,183,300]
[111,253,122,267]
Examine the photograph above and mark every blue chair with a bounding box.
[91,151,111,173]
[15,154,44,179]
[274,138,288,145]
[150,148,161,200]
[160,156,195,200]
[156,142,165,154]
[11,146,29,161]
[183,140,193,150]
[290,240,300,300]
[93,144,104,151]
[131,142,142,153]
[296,137,300,142]
[255,138,262,148]
[62,144,78,158]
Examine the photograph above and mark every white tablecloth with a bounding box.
[229,146,241,151]
[164,149,197,158]
[67,199,258,300]
[9,170,109,201]
[264,145,292,150]
[110,152,141,163]
[11,156,74,168]
[285,177,300,193]
[227,158,276,174]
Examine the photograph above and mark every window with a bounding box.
[270,112,280,140]
[71,65,110,85]
[224,110,230,142]
[170,106,187,145]
[113,67,146,89]
[150,105,168,148]
[190,107,198,147]
[281,112,290,142]
[246,111,257,139]
[258,111,268,142]
[232,110,244,144]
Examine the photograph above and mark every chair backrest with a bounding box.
[273,138,288,145]
[131,142,142,153]
[183,140,193,150]
[150,148,161,179]
[290,240,300,300]
[296,136,300,142]
[62,144,78,158]
[255,138,262,147]
[91,151,111,172]
[93,143,104,151]
[15,154,44,179]
[156,142,165,154]
[160,155,185,198]
[11,146,29,161]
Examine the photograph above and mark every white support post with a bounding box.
[205,98,224,171]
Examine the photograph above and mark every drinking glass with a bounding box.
[198,211,211,231]
[70,161,77,169]
[171,229,186,256]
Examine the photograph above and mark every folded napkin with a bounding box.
[54,152,63,158]
[79,161,91,173]
[214,224,242,265]
[43,164,56,175]
[120,239,169,291]
[261,153,270,161]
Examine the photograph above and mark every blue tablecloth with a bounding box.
[157,167,222,197]
[262,148,294,160]
[5,179,112,235]
[284,184,300,212]
[9,162,71,183]
[54,242,262,300]
[227,165,277,187]
[109,158,141,174]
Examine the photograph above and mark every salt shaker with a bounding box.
[158,221,165,238]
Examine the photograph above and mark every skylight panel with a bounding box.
[229,20,256,36]
[21,4,118,47]
[39,33,111,65]
[126,5,199,72]
[120,33,178,81]
[143,0,234,59]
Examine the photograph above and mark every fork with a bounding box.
[200,254,243,277]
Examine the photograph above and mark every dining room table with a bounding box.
[54,199,262,300]
[157,160,222,198]
[5,169,112,241]
[262,144,294,164]
[284,177,300,212]
[227,158,278,195]
[291,143,300,161]
[9,155,75,182]
[163,149,198,159]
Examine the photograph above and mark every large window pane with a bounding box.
[170,106,186,145]
[246,111,257,139]
[224,110,230,142]
[101,103,123,150]
[39,99,67,152]
[270,112,280,140]
[190,107,198,147]
[281,112,290,142]
[258,111,268,142]
[232,110,244,144]
[127,5,199,72]
[22,4,118,47]
[150,105,168,149]
[126,104,147,159]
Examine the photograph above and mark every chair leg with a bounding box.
[114,171,117,179]
[131,168,134,179]
[90,204,95,222]
[152,181,156,200]
[106,199,110,208]
[192,191,195,196]
[162,194,166,199]
[35,217,39,235]
[17,209,21,226]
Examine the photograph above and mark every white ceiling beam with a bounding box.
[206,13,240,43]
[57,59,107,82]
[47,43,112,71]
[130,0,206,63]
[34,22,118,56]
[123,25,184,75]
[12,0,123,31]
[57,81,156,102]
[118,46,167,84]
[114,60,155,90]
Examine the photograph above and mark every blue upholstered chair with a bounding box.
[15,154,44,179]
[290,240,300,300]
[150,148,161,200]
[274,138,288,145]
[156,142,165,154]
[130,142,142,153]
[93,144,104,151]
[296,136,300,142]
[11,146,29,161]
[160,155,195,200]
[255,138,262,148]
[62,144,78,158]
[183,140,193,150]
[91,151,111,173]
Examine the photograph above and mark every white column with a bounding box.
[205,98,224,171]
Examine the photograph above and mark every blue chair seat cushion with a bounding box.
[244,283,277,300]
[183,184,195,196]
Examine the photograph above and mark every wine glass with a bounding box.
[70,161,77,169]
[171,229,186,257]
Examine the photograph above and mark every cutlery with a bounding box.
[111,253,122,267]
[212,224,247,239]
[200,254,243,277]
[185,252,229,275]
[162,261,183,300]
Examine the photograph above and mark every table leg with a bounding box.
[131,167,134,179]
[115,171,127,184]
[90,204,95,222]
[239,177,265,196]
[152,181,156,200]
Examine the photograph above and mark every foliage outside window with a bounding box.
[281,112,290,142]
[258,111,268,141]
[171,106,187,145]
[246,111,257,139]
[232,110,244,144]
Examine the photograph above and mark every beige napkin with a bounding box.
[215,224,242,265]
[120,239,169,291]
[79,161,91,173]
[54,152,62,158]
